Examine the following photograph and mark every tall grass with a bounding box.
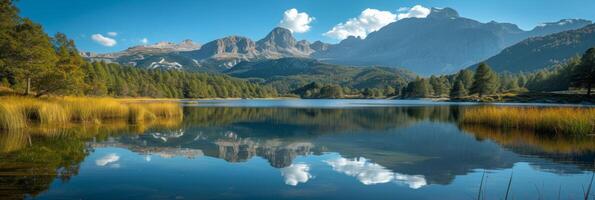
[461,106,595,135]
[0,96,182,132]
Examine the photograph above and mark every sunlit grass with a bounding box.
[460,106,595,135]
[0,96,182,132]
[460,124,595,153]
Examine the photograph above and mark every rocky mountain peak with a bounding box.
[427,7,460,19]
[257,27,297,49]
[255,27,312,58]
[310,41,331,52]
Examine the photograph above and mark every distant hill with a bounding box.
[313,8,591,75]
[226,58,416,93]
[473,24,595,73]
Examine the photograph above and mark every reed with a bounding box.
[461,106,595,135]
[0,96,182,132]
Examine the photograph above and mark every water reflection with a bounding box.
[280,163,312,186]
[95,153,120,167]
[325,156,427,188]
[0,104,593,199]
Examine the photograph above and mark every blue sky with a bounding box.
[16,0,595,53]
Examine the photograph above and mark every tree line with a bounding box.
[402,48,594,98]
[0,0,276,98]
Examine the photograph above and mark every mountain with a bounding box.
[80,40,201,70]
[472,24,595,73]
[256,27,313,58]
[313,8,592,75]
[226,57,416,93]
[83,27,321,72]
[82,9,591,75]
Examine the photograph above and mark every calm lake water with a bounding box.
[1,99,594,200]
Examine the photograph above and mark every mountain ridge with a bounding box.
[80,8,592,75]
[471,24,595,73]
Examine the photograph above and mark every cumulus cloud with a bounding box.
[107,32,118,37]
[324,5,430,40]
[140,38,149,45]
[279,8,314,33]
[396,5,431,20]
[325,156,427,188]
[96,153,120,166]
[91,34,117,47]
[280,163,312,186]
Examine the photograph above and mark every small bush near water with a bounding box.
[0,96,182,131]
[461,106,595,135]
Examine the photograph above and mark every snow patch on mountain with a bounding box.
[149,58,183,70]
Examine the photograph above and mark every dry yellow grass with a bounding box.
[461,106,595,135]
[460,124,595,153]
[0,96,182,132]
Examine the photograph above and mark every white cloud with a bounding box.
[107,32,118,37]
[91,34,117,47]
[96,153,120,166]
[279,8,314,33]
[280,163,312,186]
[140,38,149,45]
[324,8,396,40]
[396,5,431,20]
[325,156,427,188]
[324,5,430,40]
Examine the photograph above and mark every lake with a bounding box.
[1,99,593,199]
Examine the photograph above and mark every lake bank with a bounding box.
[0,96,182,132]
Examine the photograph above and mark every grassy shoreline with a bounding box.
[460,106,595,135]
[0,96,182,132]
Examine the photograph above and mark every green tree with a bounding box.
[572,47,595,96]
[455,69,474,91]
[0,0,19,85]
[471,63,499,97]
[403,77,432,98]
[36,33,85,96]
[319,85,344,98]
[11,19,57,95]
[450,80,468,98]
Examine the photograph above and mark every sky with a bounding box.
[15,0,595,53]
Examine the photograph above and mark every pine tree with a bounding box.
[471,63,499,97]
[572,47,595,96]
[36,33,85,96]
[456,69,474,91]
[450,80,468,98]
[10,19,57,95]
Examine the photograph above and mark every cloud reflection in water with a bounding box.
[280,163,312,186]
[95,153,120,167]
[325,157,426,188]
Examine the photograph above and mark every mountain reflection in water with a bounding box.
[0,102,593,199]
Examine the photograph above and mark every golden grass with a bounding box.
[460,106,595,135]
[460,124,595,153]
[0,96,182,132]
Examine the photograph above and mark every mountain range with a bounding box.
[81,7,593,76]
[312,8,591,75]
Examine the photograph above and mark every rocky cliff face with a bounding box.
[192,36,257,59]
[256,27,313,58]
